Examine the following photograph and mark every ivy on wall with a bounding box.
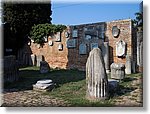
[30,23,66,45]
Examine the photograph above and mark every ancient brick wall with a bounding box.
[30,27,70,69]
[24,19,134,71]
[106,19,133,65]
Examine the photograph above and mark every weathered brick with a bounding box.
[28,19,135,71]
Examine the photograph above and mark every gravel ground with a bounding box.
[113,76,143,107]
[1,90,70,107]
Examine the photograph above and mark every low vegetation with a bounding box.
[30,24,66,45]
[4,67,142,106]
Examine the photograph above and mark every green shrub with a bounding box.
[30,23,66,45]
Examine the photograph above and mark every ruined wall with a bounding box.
[106,19,133,64]
[24,19,134,71]
[30,27,70,69]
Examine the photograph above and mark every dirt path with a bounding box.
[1,90,69,107]
[113,76,143,106]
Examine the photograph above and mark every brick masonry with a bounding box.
[24,19,135,71]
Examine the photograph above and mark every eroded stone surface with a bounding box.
[116,40,126,57]
[86,48,109,100]
[110,63,125,80]
[37,55,44,67]
[40,61,50,73]
[33,79,54,91]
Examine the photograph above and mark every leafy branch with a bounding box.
[30,23,66,45]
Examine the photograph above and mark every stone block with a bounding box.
[40,61,50,73]
[33,79,54,92]
[66,39,76,48]
[116,40,126,57]
[125,55,132,74]
[72,29,78,37]
[79,43,87,55]
[110,63,125,80]
[102,42,110,73]
[108,79,119,92]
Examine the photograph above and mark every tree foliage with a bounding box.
[3,2,52,54]
[133,12,143,30]
[30,23,66,45]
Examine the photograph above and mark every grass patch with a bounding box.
[45,80,113,106]
[4,67,85,91]
[4,66,142,107]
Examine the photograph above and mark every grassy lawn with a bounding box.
[4,66,142,107]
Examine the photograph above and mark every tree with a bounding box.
[3,2,52,55]
[133,12,143,31]
[30,23,66,45]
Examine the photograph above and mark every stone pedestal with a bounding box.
[110,63,125,80]
[125,55,132,74]
[40,61,50,73]
[102,42,110,73]
[139,42,143,72]
[131,60,136,73]
[108,79,119,92]
[137,31,143,72]
[86,48,109,100]
[33,79,54,91]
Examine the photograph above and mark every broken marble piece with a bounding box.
[125,55,132,74]
[48,40,53,46]
[40,61,50,73]
[55,32,61,42]
[79,43,87,55]
[108,79,119,92]
[58,43,63,51]
[102,42,110,73]
[72,30,78,37]
[36,55,44,67]
[116,40,126,57]
[30,54,36,66]
[66,39,76,48]
[33,79,54,91]
[110,63,125,80]
[86,48,109,100]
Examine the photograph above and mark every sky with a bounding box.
[51,0,143,25]
[0,0,142,26]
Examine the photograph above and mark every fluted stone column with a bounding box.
[102,42,110,73]
[140,42,143,67]
[125,55,132,74]
[86,48,109,100]
[36,55,44,67]
[30,54,36,66]
[137,31,143,72]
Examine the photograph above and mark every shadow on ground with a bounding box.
[4,67,86,92]
[109,76,139,98]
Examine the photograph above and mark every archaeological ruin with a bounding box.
[17,19,142,74]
